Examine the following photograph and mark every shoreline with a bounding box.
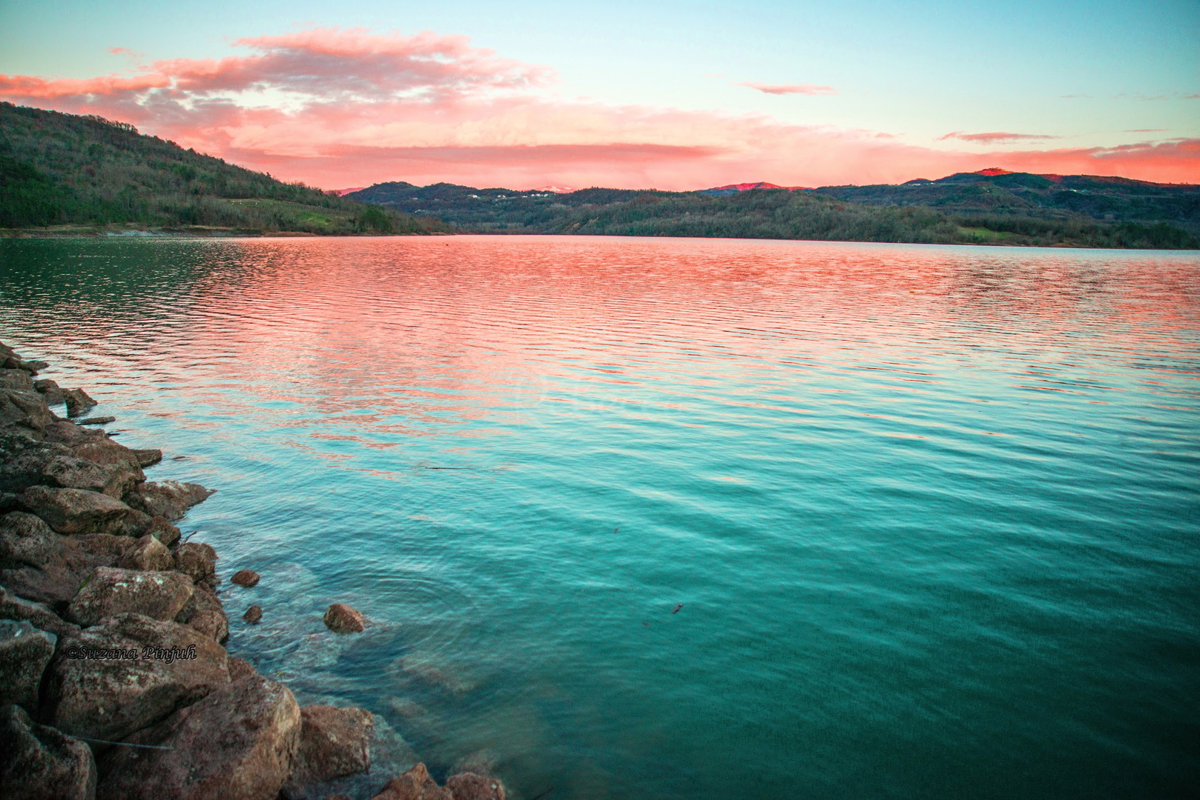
[0,341,505,800]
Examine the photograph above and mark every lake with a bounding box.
[1,235,1197,799]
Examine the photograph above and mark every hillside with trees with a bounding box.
[0,103,445,235]
[349,172,1200,249]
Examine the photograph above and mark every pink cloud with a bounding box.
[737,82,836,96]
[1,27,1197,190]
[940,131,1059,144]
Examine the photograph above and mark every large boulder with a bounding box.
[118,535,173,571]
[0,513,133,609]
[0,587,80,640]
[176,581,228,643]
[70,438,157,471]
[66,567,194,627]
[42,455,142,499]
[97,675,301,800]
[0,432,140,498]
[371,763,451,800]
[173,542,217,584]
[45,613,229,741]
[33,379,65,407]
[0,704,96,800]
[0,620,56,712]
[0,389,53,434]
[0,431,66,494]
[289,705,373,786]
[19,486,134,536]
[124,481,214,522]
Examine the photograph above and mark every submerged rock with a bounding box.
[322,604,365,633]
[45,612,229,741]
[289,705,373,786]
[124,481,214,522]
[243,605,263,624]
[371,763,451,800]
[0,619,56,712]
[66,566,194,626]
[0,704,96,800]
[62,389,97,419]
[97,675,301,800]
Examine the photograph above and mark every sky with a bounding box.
[0,0,1197,190]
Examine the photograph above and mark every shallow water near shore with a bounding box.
[2,235,1198,799]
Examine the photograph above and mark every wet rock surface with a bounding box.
[323,603,366,633]
[62,389,97,419]
[232,569,260,587]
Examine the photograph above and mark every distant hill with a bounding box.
[347,171,1200,249]
[701,181,811,196]
[0,103,444,235]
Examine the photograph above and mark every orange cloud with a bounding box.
[1,27,1197,190]
[737,82,836,95]
[939,131,1059,144]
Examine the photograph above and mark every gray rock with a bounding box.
[118,535,173,571]
[96,675,300,800]
[0,587,80,640]
[45,612,229,741]
[67,567,194,626]
[0,620,56,711]
[173,542,217,584]
[19,486,134,535]
[290,705,373,786]
[0,703,96,800]
[63,389,97,419]
[124,480,215,522]
[322,604,365,634]
[33,379,65,407]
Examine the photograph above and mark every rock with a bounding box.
[445,773,506,800]
[63,389,97,419]
[131,448,162,468]
[0,704,96,800]
[42,419,104,445]
[227,656,257,682]
[0,389,54,433]
[0,587,80,640]
[371,763,451,800]
[243,605,263,624]
[25,360,49,372]
[0,620,56,711]
[290,705,373,786]
[33,379,65,407]
[45,612,229,741]
[323,604,365,634]
[66,567,194,627]
[142,515,180,546]
[96,675,300,800]
[118,535,173,571]
[124,481,214,522]
[19,486,134,535]
[43,454,142,499]
[69,438,149,471]
[75,416,116,426]
[231,569,260,587]
[173,542,217,584]
[0,513,133,609]
[0,370,35,393]
[177,581,228,643]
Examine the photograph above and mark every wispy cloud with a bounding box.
[940,131,1059,144]
[736,82,836,96]
[1,27,1196,189]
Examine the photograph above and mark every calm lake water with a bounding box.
[1,236,1198,799]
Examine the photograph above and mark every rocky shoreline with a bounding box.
[0,341,505,800]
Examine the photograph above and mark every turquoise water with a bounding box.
[1,236,1198,799]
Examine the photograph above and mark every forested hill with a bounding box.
[348,172,1200,249]
[0,103,444,235]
